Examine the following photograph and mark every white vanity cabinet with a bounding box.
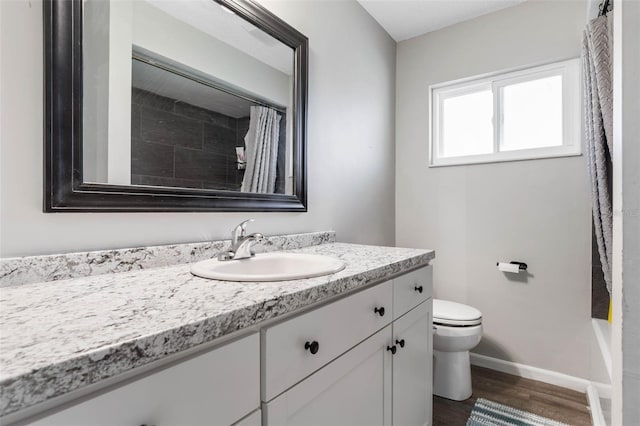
[29,333,260,426]
[263,265,433,426]
[20,265,432,426]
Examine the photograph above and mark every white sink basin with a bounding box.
[190,252,346,282]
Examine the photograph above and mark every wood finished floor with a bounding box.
[433,366,592,426]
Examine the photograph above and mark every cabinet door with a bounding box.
[392,301,432,426]
[264,326,392,426]
[263,280,392,401]
[30,334,260,426]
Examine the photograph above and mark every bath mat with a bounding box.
[466,398,571,426]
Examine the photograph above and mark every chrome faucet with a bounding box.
[218,219,267,261]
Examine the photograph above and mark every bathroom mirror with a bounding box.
[44,0,308,212]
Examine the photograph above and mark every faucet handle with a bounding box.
[232,219,254,244]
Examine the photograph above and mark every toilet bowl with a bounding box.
[432,299,482,401]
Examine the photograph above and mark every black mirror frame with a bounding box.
[44,0,308,212]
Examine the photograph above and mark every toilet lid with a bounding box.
[433,299,482,326]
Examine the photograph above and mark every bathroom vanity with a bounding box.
[0,233,434,426]
[263,266,432,426]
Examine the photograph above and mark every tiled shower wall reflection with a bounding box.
[130,88,247,191]
[592,223,609,319]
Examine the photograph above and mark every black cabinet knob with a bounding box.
[396,339,405,348]
[414,285,423,293]
[305,340,319,354]
[374,306,385,317]
[386,345,397,355]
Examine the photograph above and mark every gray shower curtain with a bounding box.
[582,14,613,295]
[241,106,281,194]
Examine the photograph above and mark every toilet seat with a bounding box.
[433,299,482,327]
[434,317,482,327]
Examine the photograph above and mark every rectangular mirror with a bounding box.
[44,0,308,212]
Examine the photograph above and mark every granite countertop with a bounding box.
[0,242,434,418]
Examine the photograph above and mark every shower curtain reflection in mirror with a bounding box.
[242,106,283,194]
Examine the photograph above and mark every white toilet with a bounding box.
[432,299,483,401]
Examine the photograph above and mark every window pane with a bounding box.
[501,75,563,151]
[440,90,493,158]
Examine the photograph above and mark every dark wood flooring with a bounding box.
[433,366,592,426]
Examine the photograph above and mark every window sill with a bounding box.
[429,146,582,167]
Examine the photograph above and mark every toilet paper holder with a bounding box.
[496,261,528,271]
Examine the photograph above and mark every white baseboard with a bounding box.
[470,353,613,425]
[470,353,590,392]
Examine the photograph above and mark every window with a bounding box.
[430,59,581,166]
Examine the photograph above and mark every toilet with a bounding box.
[432,299,483,401]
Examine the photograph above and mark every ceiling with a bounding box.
[132,59,254,119]
[357,0,527,42]
[144,0,293,75]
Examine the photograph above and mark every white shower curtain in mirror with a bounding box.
[241,106,281,194]
[582,10,613,295]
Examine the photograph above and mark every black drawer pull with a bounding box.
[305,340,319,354]
[386,345,397,355]
[396,339,405,348]
[414,285,423,293]
[374,306,385,317]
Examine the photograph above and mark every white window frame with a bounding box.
[429,58,581,167]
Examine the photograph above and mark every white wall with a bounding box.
[106,0,133,185]
[83,0,133,185]
[612,0,640,423]
[396,1,593,378]
[82,0,110,183]
[0,0,396,257]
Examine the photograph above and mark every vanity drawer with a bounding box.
[262,280,393,401]
[393,266,432,319]
[30,333,259,426]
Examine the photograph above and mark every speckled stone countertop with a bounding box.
[0,231,336,287]
[0,242,434,417]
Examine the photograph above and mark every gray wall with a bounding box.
[396,1,593,378]
[0,0,396,257]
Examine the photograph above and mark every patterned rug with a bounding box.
[466,398,571,426]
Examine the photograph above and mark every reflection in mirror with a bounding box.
[82,0,294,195]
